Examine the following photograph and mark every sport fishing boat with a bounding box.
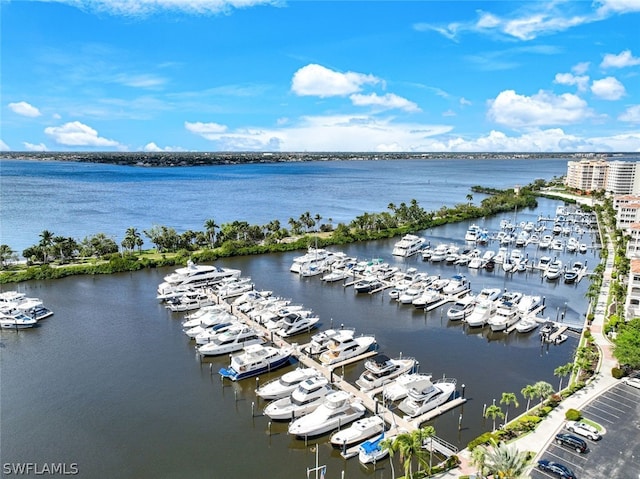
[330,415,385,448]
[318,334,377,366]
[398,377,457,418]
[288,391,367,437]
[263,376,333,421]
[255,367,321,401]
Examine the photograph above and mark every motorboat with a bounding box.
[579,243,588,254]
[16,304,54,321]
[499,290,523,305]
[288,391,367,437]
[319,334,377,365]
[464,224,480,242]
[182,307,234,329]
[446,295,476,321]
[263,376,333,421]
[538,235,552,249]
[487,301,521,332]
[442,274,470,295]
[193,320,241,345]
[330,415,385,448]
[215,277,254,298]
[382,373,434,402]
[256,367,321,401]
[564,261,585,284]
[321,269,350,282]
[465,299,496,327]
[353,277,383,294]
[165,290,215,312]
[289,248,334,274]
[157,261,241,298]
[429,244,448,262]
[517,294,542,315]
[218,344,293,381]
[0,311,38,329]
[515,314,541,333]
[392,234,427,257]
[197,324,265,356]
[355,354,416,391]
[535,255,552,271]
[477,288,501,302]
[411,288,442,309]
[184,312,237,339]
[305,327,356,356]
[544,259,563,281]
[398,378,457,418]
[358,432,393,464]
[397,285,426,305]
[275,312,320,338]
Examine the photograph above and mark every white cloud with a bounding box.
[619,105,640,123]
[572,62,590,75]
[143,142,185,152]
[44,121,121,147]
[459,98,472,106]
[554,73,590,92]
[600,50,640,69]
[591,77,626,100]
[349,93,420,112]
[487,90,592,128]
[184,114,453,152]
[55,0,279,16]
[113,73,167,89]
[24,142,49,152]
[291,64,380,98]
[596,0,640,15]
[0,139,10,151]
[184,121,228,139]
[8,101,42,117]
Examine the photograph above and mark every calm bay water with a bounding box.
[0,158,596,478]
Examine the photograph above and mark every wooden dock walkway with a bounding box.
[215,291,464,458]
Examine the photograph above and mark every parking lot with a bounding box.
[531,378,640,479]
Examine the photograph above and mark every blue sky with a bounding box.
[2,0,640,153]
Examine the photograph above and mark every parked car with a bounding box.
[622,376,640,389]
[537,460,577,479]
[566,420,601,441]
[555,433,588,453]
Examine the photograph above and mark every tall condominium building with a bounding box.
[565,159,639,195]
[565,159,608,191]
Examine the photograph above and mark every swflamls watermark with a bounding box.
[2,463,79,475]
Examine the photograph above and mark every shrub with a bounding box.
[467,431,496,450]
[565,409,582,421]
[612,367,625,379]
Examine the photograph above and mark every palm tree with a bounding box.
[554,362,574,391]
[484,404,505,432]
[482,439,531,478]
[380,436,399,479]
[39,229,54,263]
[419,425,436,474]
[521,384,537,411]
[470,445,488,479]
[395,428,428,479]
[314,213,322,232]
[204,219,218,248]
[500,392,519,425]
[534,381,555,405]
[466,193,473,205]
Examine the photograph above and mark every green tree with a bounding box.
[534,381,555,405]
[394,428,429,479]
[613,318,640,368]
[470,444,488,479]
[554,362,574,391]
[380,436,399,479]
[466,193,473,205]
[484,404,505,432]
[38,229,54,263]
[500,392,519,425]
[0,245,17,269]
[204,219,218,248]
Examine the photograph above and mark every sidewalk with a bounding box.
[438,222,618,478]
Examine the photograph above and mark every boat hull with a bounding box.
[219,355,292,381]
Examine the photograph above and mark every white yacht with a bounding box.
[358,432,394,464]
[392,234,427,257]
[330,415,385,448]
[319,334,377,365]
[157,261,241,298]
[465,299,496,327]
[218,344,293,381]
[446,295,476,321]
[464,224,480,242]
[305,327,356,356]
[398,378,457,418]
[288,391,367,437]
[0,311,38,329]
[256,367,321,401]
[193,320,242,345]
[263,376,333,421]
[517,294,542,315]
[197,324,265,356]
[442,274,470,295]
[353,277,383,294]
[477,288,501,302]
[355,355,416,391]
[411,288,442,309]
[535,255,552,271]
[487,301,521,332]
[382,373,433,402]
[275,312,320,338]
[290,248,334,274]
[515,314,541,333]
[165,290,215,312]
[544,259,563,280]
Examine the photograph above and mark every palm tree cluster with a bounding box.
[471,439,531,479]
[380,426,436,479]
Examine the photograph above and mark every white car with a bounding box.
[566,421,601,441]
[622,376,640,389]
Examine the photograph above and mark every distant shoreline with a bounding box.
[0,151,621,168]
